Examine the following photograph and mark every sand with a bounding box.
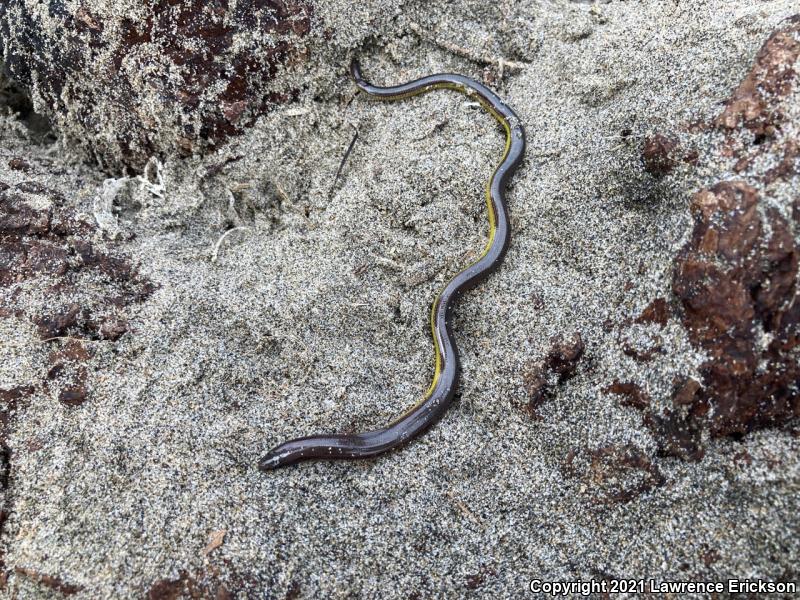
[1,1,798,597]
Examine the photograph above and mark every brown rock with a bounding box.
[671,378,701,407]
[521,365,548,419]
[0,386,34,405]
[522,333,586,418]
[0,192,50,236]
[59,383,88,407]
[48,341,91,365]
[585,444,665,504]
[642,134,679,176]
[603,381,650,410]
[0,386,34,434]
[34,304,82,339]
[13,567,82,596]
[621,341,663,363]
[0,0,314,172]
[1,181,155,340]
[644,410,705,461]
[7,157,31,172]
[147,576,187,600]
[716,15,800,136]
[464,565,496,590]
[23,241,69,277]
[546,332,585,379]
[763,140,799,184]
[673,180,799,437]
[634,298,670,327]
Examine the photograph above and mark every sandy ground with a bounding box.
[1,1,799,598]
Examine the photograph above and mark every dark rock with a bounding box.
[716,15,800,136]
[604,378,706,459]
[7,157,31,172]
[99,318,129,341]
[522,332,585,418]
[14,181,61,197]
[47,341,91,365]
[34,304,81,339]
[671,378,701,407]
[46,364,64,380]
[546,332,585,379]
[0,191,50,236]
[284,581,301,600]
[0,386,34,431]
[58,377,88,404]
[0,182,155,339]
[464,565,496,590]
[147,576,186,600]
[634,298,670,327]
[0,0,315,172]
[642,134,679,176]
[521,365,548,419]
[24,241,69,277]
[13,568,82,596]
[672,181,799,437]
[0,386,34,405]
[644,410,704,461]
[58,382,88,407]
[603,381,650,410]
[621,341,663,363]
[585,443,665,504]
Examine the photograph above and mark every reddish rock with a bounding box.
[47,341,92,365]
[671,378,702,407]
[7,157,31,172]
[148,576,187,600]
[521,365,548,419]
[644,410,705,461]
[146,570,242,600]
[672,181,799,437]
[0,386,34,406]
[464,565,496,590]
[716,15,800,137]
[13,567,82,596]
[642,134,679,176]
[58,382,88,407]
[0,386,34,437]
[603,381,650,411]
[621,341,663,363]
[634,298,670,327]
[1,181,155,339]
[585,444,665,504]
[0,0,314,172]
[34,304,82,339]
[545,332,585,379]
[24,242,70,277]
[0,191,50,237]
[763,140,800,184]
[522,333,585,418]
